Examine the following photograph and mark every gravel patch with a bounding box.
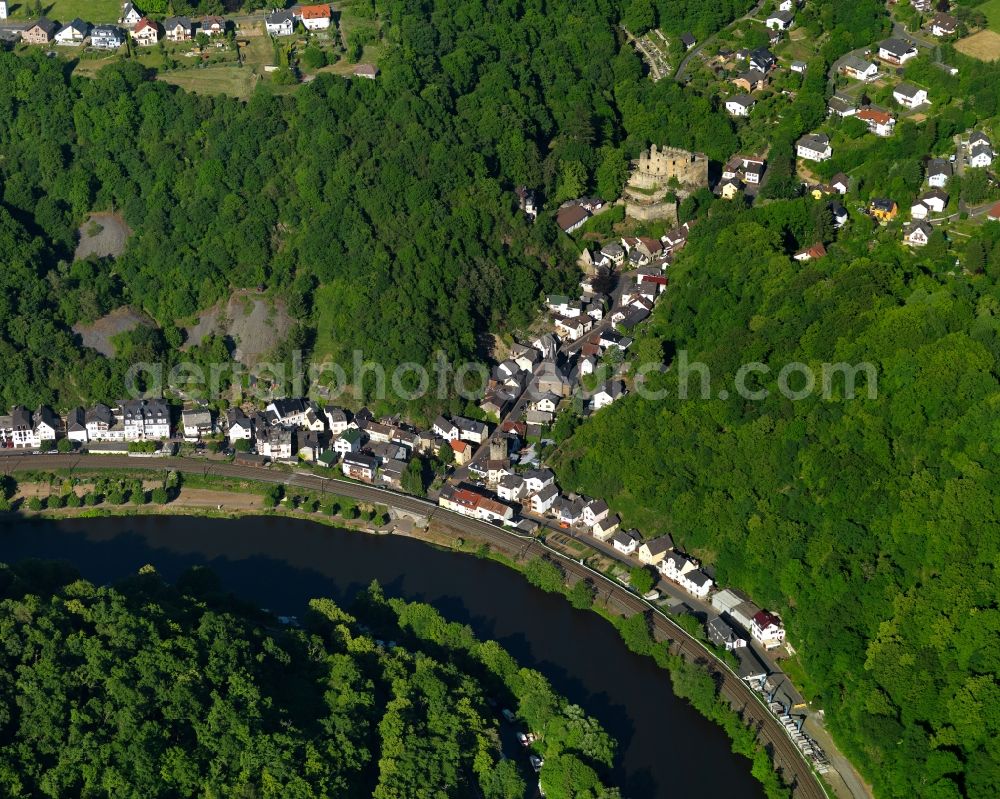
[74,212,132,261]
[73,306,156,357]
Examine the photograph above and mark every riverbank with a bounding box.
[0,455,832,799]
[3,470,812,799]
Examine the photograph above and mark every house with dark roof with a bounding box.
[55,18,89,45]
[878,38,918,65]
[23,17,58,44]
[556,203,590,234]
[265,9,295,35]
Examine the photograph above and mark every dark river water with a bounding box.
[0,515,763,799]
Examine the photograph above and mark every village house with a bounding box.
[581,498,609,528]
[164,16,194,42]
[23,18,58,45]
[830,201,849,227]
[749,47,776,73]
[554,314,592,341]
[827,94,857,118]
[719,177,742,200]
[600,242,625,265]
[592,514,621,541]
[928,12,958,38]
[793,242,827,262]
[556,203,590,234]
[132,18,159,46]
[0,406,36,449]
[34,407,60,446]
[969,131,994,168]
[364,421,394,444]
[298,4,332,30]
[904,221,932,247]
[988,201,1000,222]
[497,473,525,501]
[324,406,350,435]
[750,610,786,649]
[379,458,405,489]
[879,38,918,65]
[266,9,295,36]
[893,83,929,109]
[725,94,755,117]
[927,158,951,188]
[523,468,555,494]
[553,497,584,526]
[529,483,557,514]
[870,198,898,223]
[226,408,253,443]
[334,427,363,456]
[732,69,766,92]
[120,2,143,26]
[181,408,214,441]
[120,399,170,440]
[830,173,850,195]
[790,60,807,74]
[515,186,538,221]
[342,452,378,482]
[591,381,625,412]
[55,18,89,46]
[707,616,747,651]
[449,439,471,465]
[611,529,638,555]
[84,404,116,441]
[66,408,88,443]
[638,534,674,566]
[917,188,948,217]
[796,133,831,162]
[765,10,793,30]
[91,25,125,49]
[840,55,878,82]
[261,427,294,460]
[367,440,406,465]
[201,16,226,36]
[432,416,459,441]
[298,430,324,462]
[266,398,315,428]
[857,107,896,137]
[680,32,695,50]
[353,64,379,79]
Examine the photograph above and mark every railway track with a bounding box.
[0,454,828,798]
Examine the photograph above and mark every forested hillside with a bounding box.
[0,0,749,411]
[553,199,1000,799]
[0,560,619,798]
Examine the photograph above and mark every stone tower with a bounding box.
[489,436,506,462]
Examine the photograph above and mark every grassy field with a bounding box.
[158,65,258,100]
[982,0,1000,32]
[956,29,1000,62]
[7,0,121,22]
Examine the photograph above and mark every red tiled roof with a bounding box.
[988,201,1000,221]
[300,4,331,19]
[857,108,894,125]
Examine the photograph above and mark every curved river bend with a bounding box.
[0,515,763,799]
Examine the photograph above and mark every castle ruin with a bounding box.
[623,144,709,222]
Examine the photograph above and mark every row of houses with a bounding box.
[0,400,172,449]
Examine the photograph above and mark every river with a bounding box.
[0,514,764,799]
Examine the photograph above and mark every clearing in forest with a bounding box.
[956,30,1000,61]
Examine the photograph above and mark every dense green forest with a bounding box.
[553,197,1000,799]
[0,560,620,798]
[0,0,750,412]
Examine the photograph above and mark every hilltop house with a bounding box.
[893,83,929,109]
[796,133,831,162]
[725,94,755,117]
[22,17,57,44]
[926,158,951,188]
[765,10,794,30]
[120,2,143,26]
[840,55,878,82]
[265,9,295,36]
[878,38,917,65]
[556,203,590,234]
[929,12,958,37]
[55,19,89,45]
[904,221,932,247]
[969,132,994,168]
[91,25,125,49]
[298,4,331,30]
[132,18,159,45]
[164,16,194,42]
[857,107,896,137]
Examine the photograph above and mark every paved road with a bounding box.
[0,451,830,799]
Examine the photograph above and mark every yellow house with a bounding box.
[721,178,742,200]
[870,198,898,223]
